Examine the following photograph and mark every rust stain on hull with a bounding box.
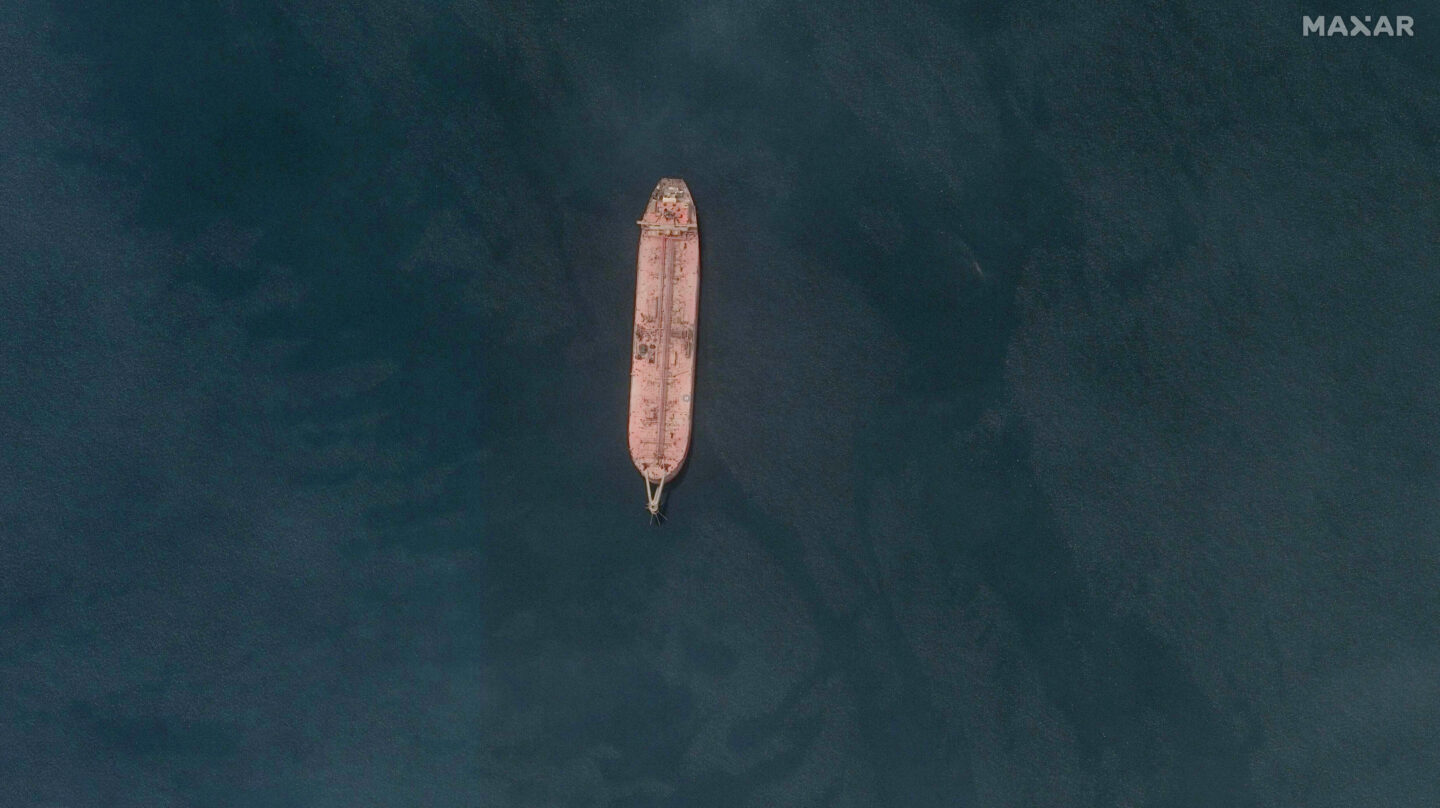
[627,178,699,507]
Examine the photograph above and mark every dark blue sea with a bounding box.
[3,2,1438,805]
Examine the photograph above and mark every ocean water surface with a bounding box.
[2,1,1438,805]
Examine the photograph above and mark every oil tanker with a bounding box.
[627,179,700,518]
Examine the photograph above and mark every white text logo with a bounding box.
[1304,16,1414,35]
